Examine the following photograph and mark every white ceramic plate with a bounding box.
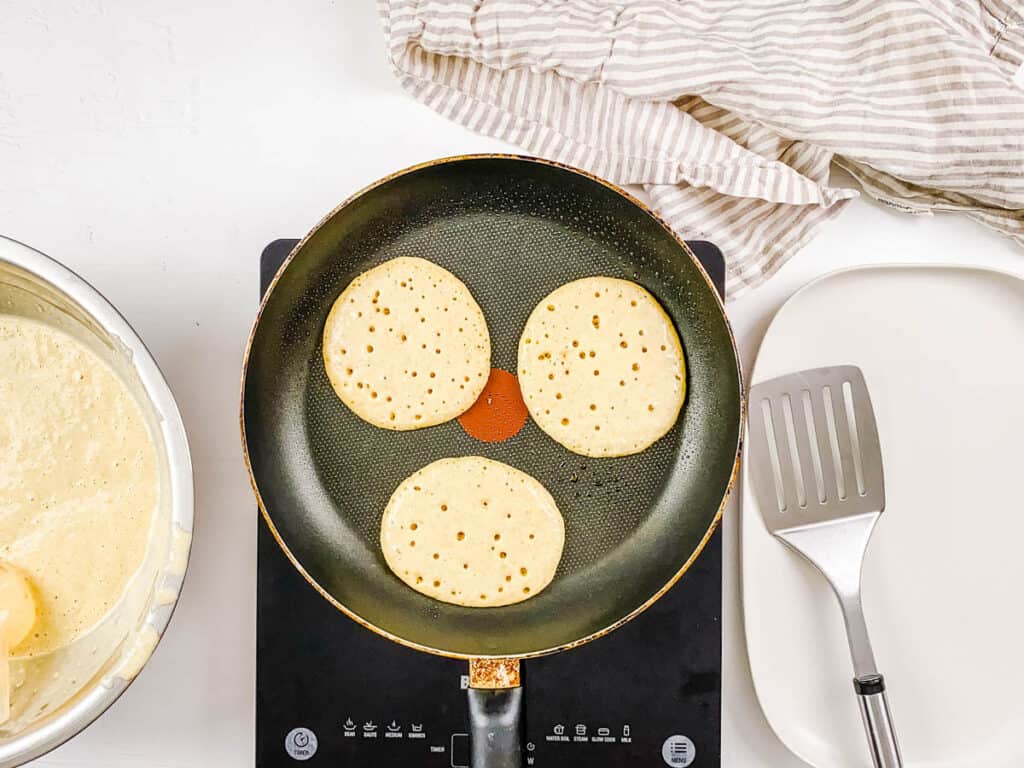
[742,265,1024,768]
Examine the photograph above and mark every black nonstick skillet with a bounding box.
[242,155,743,768]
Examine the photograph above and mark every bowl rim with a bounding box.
[0,235,194,767]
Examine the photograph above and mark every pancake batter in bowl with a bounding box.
[0,315,158,657]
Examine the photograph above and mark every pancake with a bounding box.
[0,316,158,657]
[517,277,686,457]
[380,457,564,607]
[323,257,491,430]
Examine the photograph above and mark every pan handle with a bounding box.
[468,687,522,768]
[467,659,522,768]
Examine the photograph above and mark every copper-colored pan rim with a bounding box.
[239,153,745,661]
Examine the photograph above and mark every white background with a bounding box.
[1,2,1020,766]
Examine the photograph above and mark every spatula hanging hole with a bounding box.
[842,380,867,497]
[781,394,807,508]
[801,389,827,503]
[822,386,847,500]
[759,398,787,512]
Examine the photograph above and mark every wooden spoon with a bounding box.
[0,563,36,724]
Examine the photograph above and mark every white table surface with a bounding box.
[1,2,1020,766]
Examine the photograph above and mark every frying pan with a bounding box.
[241,155,742,768]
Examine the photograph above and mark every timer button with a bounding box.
[284,727,318,761]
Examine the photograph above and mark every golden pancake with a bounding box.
[323,257,491,430]
[380,457,564,607]
[518,277,686,457]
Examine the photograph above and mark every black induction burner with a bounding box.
[256,239,726,768]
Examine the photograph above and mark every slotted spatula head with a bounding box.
[748,367,905,768]
[748,365,884,534]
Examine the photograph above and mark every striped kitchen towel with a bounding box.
[378,0,1024,296]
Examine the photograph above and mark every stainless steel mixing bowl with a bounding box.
[0,236,194,767]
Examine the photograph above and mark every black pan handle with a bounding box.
[466,659,522,768]
[468,687,522,768]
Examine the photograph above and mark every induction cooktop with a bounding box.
[256,238,726,768]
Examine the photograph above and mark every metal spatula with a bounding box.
[748,365,903,768]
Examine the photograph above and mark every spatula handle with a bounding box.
[855,674,902,768]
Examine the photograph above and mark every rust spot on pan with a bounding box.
[469,658,521,689]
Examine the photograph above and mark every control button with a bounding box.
[546,723,570,743]
[450,732,470,768]
[284,727,318,761]
[662,734,696,767]
[343,718,356,732]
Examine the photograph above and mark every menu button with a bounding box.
[661,734,695,767]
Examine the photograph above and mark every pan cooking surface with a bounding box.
[244,157,741,656]
[303,216,685,573]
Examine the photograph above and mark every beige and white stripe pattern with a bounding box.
[378,0,1024,296]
